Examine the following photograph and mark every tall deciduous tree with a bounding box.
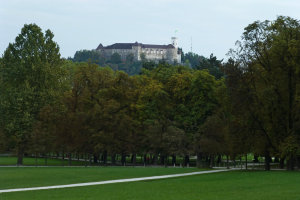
[228,16,300,170]
[0,24,63,165]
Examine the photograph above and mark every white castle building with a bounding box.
[96,37,181,63]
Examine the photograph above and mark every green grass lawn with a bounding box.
[0,156,88,166]
[0,168,300,200]
[0,166,201,189]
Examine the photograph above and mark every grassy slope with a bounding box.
[0,167,201,189]
[1,171,300,200]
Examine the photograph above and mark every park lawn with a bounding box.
[0,166,202,190]
[0,156,88,166]
[1,171,300,200]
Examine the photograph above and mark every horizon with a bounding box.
[1,0,300,59]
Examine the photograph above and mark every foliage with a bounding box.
[226,16,300,170]
[0,24,65,165]
[1,17,300,170]
[71,50,143,75]
[110,52,122,64]
[73,49,106,65]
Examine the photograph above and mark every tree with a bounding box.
[111,53,122,64]
[182,52,224,79]
[222,59,253,168]
[137,74,181,165]
[197,54,224,79]
[73,50,106,65]
[139,64,221,166]
[228,16,300,170]
[182,52,201,68]
[140,53,146,62]
[126,53,134,63]
[0,24,63,165]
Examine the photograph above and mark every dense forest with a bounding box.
[1,16,300,170]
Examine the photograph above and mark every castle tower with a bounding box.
[171,37,178,48]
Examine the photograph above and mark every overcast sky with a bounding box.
[1,0,300,59]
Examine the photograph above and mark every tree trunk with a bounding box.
[184,155,190,167]
[84,153,87,167]
[217,155,222,166]
[226,155,229,169]
[233,157,236,168]
[296,156,300,169]
[68,153,72,166]
[131,154,136,165]
[287,156,295,171]
[93,154,98,164]
[279,157,285,169]
[121,153,126,166]
[160,155,165,165]
[172,155,176,166]
[45,153,48,166]
[17,147,24,166]
[111,154,116,165]
[205,156,210,167]
[164,155,168,167]
[62,151,65,166]
[35,152,38,167]
[152,154,158,165]
[264,151,271,171]
[245,154,248,170]
[240,156,242,169]
[210,155,214,168]
[102,151,107,165]
[143,154,147,165]
[196,153,202,168]
[89,154,92,166]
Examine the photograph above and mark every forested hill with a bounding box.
[69,49,224,78]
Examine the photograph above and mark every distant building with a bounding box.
[96,37,181,64]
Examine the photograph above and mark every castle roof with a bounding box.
[104,43,134,49]
[96,42,175,50]
[96,43,104,50]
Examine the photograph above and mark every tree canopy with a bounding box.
[0,24,66,165]
[1,17,300,170]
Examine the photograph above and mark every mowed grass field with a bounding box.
[0,167,202,189]
[0,167,300,200]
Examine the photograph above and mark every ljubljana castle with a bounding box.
[96,37,181,64]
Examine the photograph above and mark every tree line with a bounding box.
[70,50,143,75]
[1,16,300,170]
